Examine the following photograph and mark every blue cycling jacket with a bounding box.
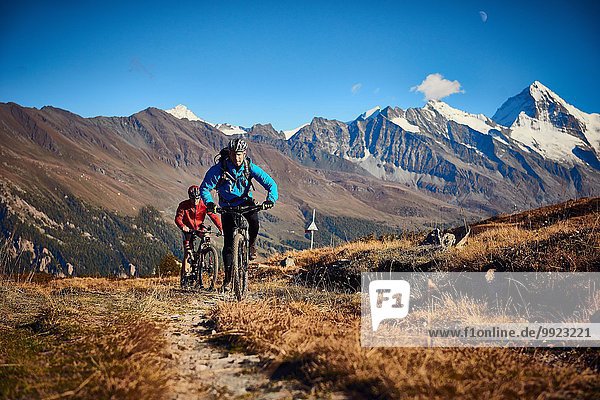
[200,158,278,207]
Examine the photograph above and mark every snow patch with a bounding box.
[491,135,509,146]
[165,104,214,126]
[359,106,381,120]
[389,117,420,132]
[283,123,309,140]
[426,100,497,133]
[509,113,586,163]
[581,113,600,154]
[347,151,444,186]
[215,123,246,136]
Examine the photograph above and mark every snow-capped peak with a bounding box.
[527,81,587,125]
[493,81,600,156]
[425,100,497,133]
[529,81,566,107]
[215,123,247,136]
[359,106,381,120]
[164,104,214,126]
[165,104,200,121]
[494,81,581,128]
[164,104,248,135]
[529,80,555,97]
[283,123,309,140]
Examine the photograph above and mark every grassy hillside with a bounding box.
[267,197,599,291]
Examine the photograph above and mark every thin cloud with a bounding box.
[351,83,362,95]
[129,57,154,79]
[479,11,488,23]
[374,87,380,94]
[410,73,464,101]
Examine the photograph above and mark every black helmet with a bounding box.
[188,185,201,200]
[228,138,248,152]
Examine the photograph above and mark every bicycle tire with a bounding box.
[180,251,193,288]
[202,245,219,289]
[231,233,248,301]
[193,249,205,288]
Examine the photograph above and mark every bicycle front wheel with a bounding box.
[231,233,248,301]
[201,245,219,290]
[180,251,193,289]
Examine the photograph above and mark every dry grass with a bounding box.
[268,236,417,269]
[213,292,599,399]
[0,278,181,399]
[274,200,599,285]
[447,214,600,271]
[262,237,418,292]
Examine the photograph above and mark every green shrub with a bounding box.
[157,253,180,277]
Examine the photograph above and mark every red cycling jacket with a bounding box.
[175,199,223,232]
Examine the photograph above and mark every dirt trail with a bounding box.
[163,291,309,399]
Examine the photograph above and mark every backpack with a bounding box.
[214,148,255,199]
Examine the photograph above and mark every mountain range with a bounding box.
[0,81,598,275]
[245,81,599,213]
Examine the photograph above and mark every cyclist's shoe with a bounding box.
[221,270,232,292]
[180,276,191,289]
[220,283,231,293]
[249,245,257,260]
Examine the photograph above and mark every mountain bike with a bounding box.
[180,225,221,290]
[216,203,266,301]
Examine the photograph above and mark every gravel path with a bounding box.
[164,292,310,399]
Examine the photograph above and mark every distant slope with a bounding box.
[0,102,471,274]
[0,181,180,277]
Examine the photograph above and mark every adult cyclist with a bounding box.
[199,138,278,291]
[175,185,223,284]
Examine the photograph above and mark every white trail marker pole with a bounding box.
[305,209,318,250]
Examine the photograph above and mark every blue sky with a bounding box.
[1,0,598,130]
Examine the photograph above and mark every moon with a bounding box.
[479,11,488,23]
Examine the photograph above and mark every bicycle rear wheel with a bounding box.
[231,233,248,301]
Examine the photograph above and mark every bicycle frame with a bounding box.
[184,226,220,288]
[216,204,264,299]
[216,204,264,240]
[189,227,216,258]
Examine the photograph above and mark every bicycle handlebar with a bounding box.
[189,226,222,237]
[216,204,266,214]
